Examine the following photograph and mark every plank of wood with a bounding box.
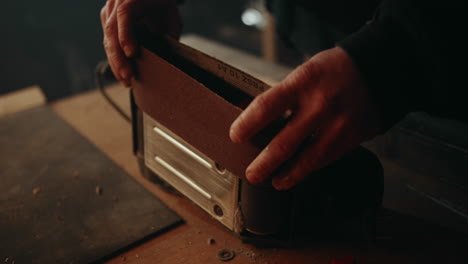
[0,85,46,117]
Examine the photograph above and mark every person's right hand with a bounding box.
[100,0,182,87]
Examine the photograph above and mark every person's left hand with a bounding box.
[229,47,381,190]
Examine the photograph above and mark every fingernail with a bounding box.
[123,45,134,57]
[120,68,131,81]
[245,170,259,184]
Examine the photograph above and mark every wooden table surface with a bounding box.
[49,85,365,264]
[47,36,468,264]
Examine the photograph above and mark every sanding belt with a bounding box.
[132,48,274,180]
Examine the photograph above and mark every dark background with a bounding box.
[0,0,275,101]
[0,1,106,100]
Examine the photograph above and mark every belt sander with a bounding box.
[129,30,384,246]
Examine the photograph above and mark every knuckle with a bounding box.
[100,7,107,20]
[103,39,117,53]
[104,21,114,33]
[102,38,110,49]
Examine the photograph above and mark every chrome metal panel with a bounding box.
[143,113,241,230]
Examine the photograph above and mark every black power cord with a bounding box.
[95,61,132,123]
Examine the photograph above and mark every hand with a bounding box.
[100,0,181,87]
[230,47,381,190]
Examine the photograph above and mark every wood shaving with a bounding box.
[95,186,102,195]
[32,187,41,195]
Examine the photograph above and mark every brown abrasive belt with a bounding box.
[132,48,273,180]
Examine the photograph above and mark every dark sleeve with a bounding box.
[337,0,465,131]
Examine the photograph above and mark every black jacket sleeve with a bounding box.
[337,0,465,131]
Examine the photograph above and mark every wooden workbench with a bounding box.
[48,36,467,264]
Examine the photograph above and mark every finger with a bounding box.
[245,109,321,184]
[101,4,123,84]
[102,37,122,84]
[117,0,139,57]
[100,2,113,35]
[230,85,296,143]
[103,15,133,87]
[271,116,347,190]
[106,0,116,21]
[100,3,109,27]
